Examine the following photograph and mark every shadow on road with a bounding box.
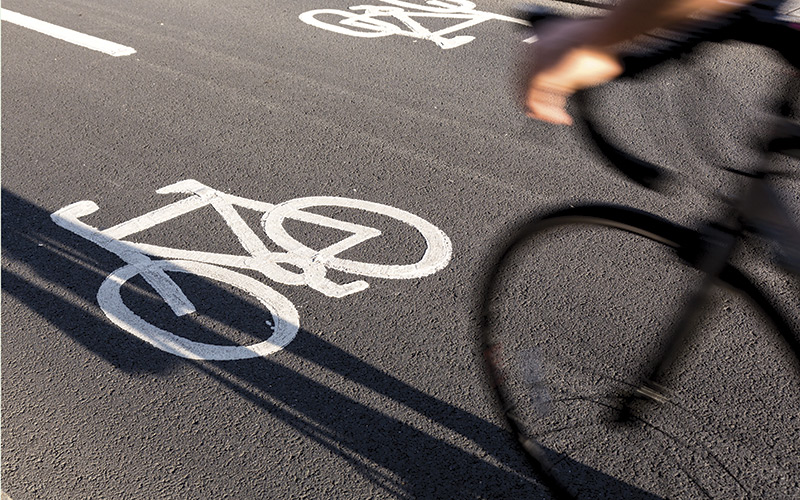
[2,189,660,499]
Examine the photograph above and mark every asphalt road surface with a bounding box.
[3,0,799,499]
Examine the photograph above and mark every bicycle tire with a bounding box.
[479,204,800,499]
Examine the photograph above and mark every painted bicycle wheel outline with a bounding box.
[98,259,300,361]
[261,196,453,279]
[300,8,402,37]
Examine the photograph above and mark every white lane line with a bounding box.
[1,9,136,57]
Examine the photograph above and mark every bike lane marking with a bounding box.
[299,0,529,49]
[1,9,136,57]
[51,180,453,361]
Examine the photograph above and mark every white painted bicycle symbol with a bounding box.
[299,0,528,49]
[51,179,452,361]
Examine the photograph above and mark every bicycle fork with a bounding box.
[618,143,799,420]
[618,221,742,421]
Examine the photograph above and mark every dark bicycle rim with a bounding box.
[478,204,800,499]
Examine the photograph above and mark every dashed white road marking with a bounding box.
[1,9,136,57]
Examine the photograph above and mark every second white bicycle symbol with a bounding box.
[299,0,529,49]
[52,179,452,361]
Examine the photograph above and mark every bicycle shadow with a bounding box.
[2,189,661,499]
